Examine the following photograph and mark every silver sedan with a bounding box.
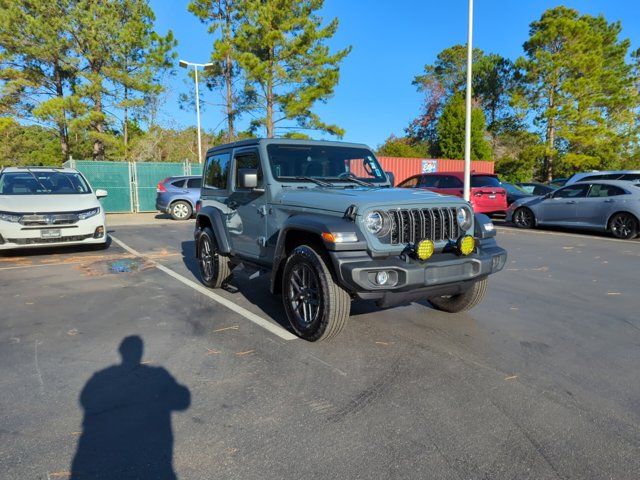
[506,180,640,239]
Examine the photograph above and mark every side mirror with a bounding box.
[238,168,258,189]
[95,189,108,199]
[385,171,395,187]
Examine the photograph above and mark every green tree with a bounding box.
[234,0,351,137]
[377,135,429,158]
[189,0,246,142]
[435,94,491,160]
[516,7,639,180]
[0,0,81,161]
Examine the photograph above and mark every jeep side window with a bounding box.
[204,152,230,189]
[234,152,260,190]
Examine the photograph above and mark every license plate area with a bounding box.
[41,229,61,238]
[425,260,480,285]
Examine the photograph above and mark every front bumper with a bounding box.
[328,237,507,307]
[0,215,107,251]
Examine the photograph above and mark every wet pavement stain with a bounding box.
[109,259,140,273]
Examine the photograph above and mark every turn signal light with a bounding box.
[458,235,475,256]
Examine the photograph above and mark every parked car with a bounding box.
[565,170,640,185]
[195,139,507,341]
[502,182,532,206]
[507,180,640,239]
[156,175,201,220]
[516,182,556,196]
[0,167,108,251]
[398,172,508,214]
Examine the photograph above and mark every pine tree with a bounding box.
[436,94,491,160]
[234,0,351,137]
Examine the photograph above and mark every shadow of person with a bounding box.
[70,336,190,480]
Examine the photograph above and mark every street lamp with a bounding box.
[179,59,214,164]
[463,0,474,202]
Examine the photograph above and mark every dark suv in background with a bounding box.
[156,175,201,220]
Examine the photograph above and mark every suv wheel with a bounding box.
[609,213,638,239]
[197,227,231,288]
[170,201,192,220]
[429,278,488,313]
[282,245,350,341]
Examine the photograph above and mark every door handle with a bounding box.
[604,199,615,203]
[228,200,238,209]
[565,201,576,204]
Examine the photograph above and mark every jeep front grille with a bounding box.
[388,207,460,245]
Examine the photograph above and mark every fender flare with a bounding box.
[195,206,232,255]
[270,213,367,294]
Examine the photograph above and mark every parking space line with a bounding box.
[109,235,298,341]
[495,226,640,245]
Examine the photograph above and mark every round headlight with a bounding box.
[364,211,390,237]
[456,206,473,231]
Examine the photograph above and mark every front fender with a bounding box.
[269,213,367,294]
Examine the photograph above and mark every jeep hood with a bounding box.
[276,187,464,213]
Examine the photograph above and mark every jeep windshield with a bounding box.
[266,144,387,185]
[0,171,91,195]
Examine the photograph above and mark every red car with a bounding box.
[398,172,508,214]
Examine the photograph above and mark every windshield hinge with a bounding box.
[344,204,358,221]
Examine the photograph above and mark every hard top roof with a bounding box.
[206,137,371,155]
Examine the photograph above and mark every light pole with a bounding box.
[180,59,213,164]
[463,0,474,202]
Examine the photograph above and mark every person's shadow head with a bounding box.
[70,336,191,480]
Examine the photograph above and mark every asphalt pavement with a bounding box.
[1,220,638,479]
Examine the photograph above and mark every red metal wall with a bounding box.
[376,157,494,184]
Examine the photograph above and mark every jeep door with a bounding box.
[226,147,267,259]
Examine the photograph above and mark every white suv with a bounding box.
[0,167,108,251]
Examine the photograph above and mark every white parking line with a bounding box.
[495,225,640,245]
[110,235,298,341]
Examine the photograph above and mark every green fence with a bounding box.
[70,160,132,213]
[65,160,202,213]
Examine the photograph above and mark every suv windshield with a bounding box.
[266,144,386,183]
[0,171,91,195]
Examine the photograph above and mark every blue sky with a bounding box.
[149,0,640,148]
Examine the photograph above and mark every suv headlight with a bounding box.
[77,207,100,220]
[364,210,391,237]
[456,206,473,231]
[0,211,21,223]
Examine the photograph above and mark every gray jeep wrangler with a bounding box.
[195,139,507,341]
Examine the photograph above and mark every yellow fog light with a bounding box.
[458,235,475,256]
[416,239,435,261]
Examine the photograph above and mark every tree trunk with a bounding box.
[123,86,129,160]
[266,50,274,138]
[545,90,555,182]
[54,63,70,161]
[225,52,234,142]
[93,83,105,161]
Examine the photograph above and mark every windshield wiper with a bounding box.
[340,177,373,187]
[25,168,50,193]
[292,176,334,187]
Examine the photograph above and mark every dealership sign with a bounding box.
[421,159,438,173]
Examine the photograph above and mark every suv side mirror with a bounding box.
[238,168,258,189]
[95,189,108,198]
[385,171,395,187]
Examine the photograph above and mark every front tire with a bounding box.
[170,200,192,221]
[429,278,488,313]
[513,207,535,229]
[282,245,350,341]
[609,213,638,240]
[197,227,231,288]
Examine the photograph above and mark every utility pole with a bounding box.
[463,0,474,202]
[180,60,214,164]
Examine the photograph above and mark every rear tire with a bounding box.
[513,207,535,229]
[197,227,231,288]
[170,200,192,221]
[609,213,638,240]
[282,245,350,341]
[429,278,488,313]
